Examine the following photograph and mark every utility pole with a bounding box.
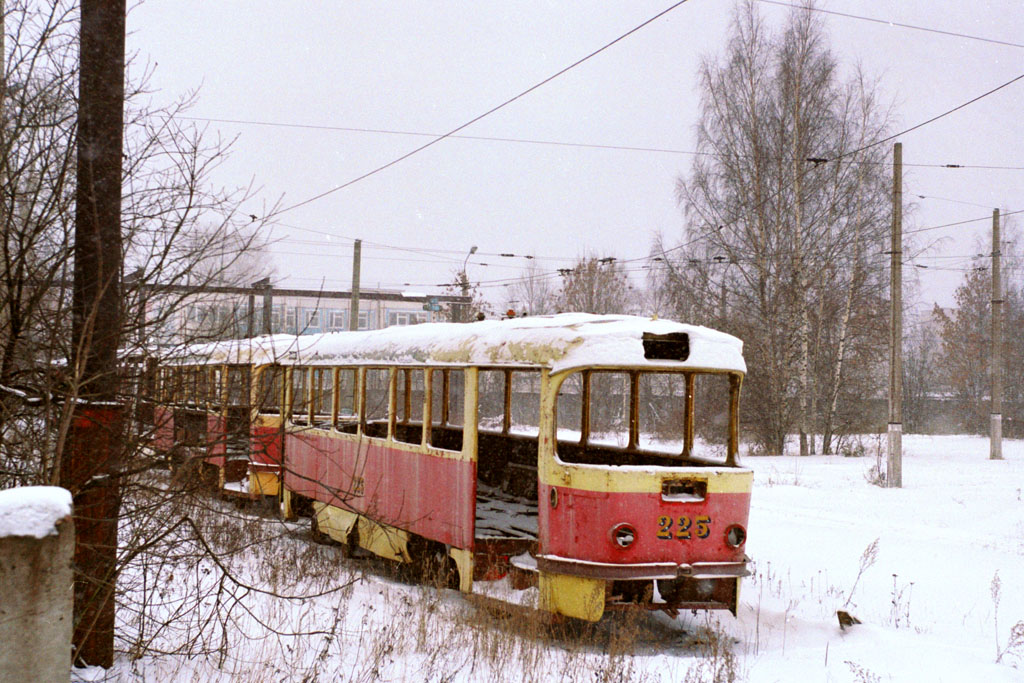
[991,208,1003,460]
[63,0,126,667]
[261,279,273,334]
[349,239,361,331]
[887,142,903,488]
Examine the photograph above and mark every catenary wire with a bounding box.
[262,0,693,219]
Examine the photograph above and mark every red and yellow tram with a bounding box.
[153,313,751,622]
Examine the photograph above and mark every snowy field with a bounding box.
[74,435,1024,682]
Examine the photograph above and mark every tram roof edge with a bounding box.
[174,313,746,374]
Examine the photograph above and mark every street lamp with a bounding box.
[459,245,477,322]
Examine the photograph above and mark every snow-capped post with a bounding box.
[62,0,127,667]
[0,487,74,681]
[887,142,903,488]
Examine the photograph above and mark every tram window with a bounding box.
[206,368,219,406]
[395,369,425,423]
[312,368,332,427]
[693,373,730,458]
[169,368,183,404]
[394,369,425,445]
[428,368,463,452]
[183,368,196,406]
[227,367,250,406]
[509,371,541,436]
[478,370,506,433]
[256,366,282,414]
[448,370,465,427]
[556,373,584,441]
[335,369,358,433]
[291,368,309,424]
[638,373,687,452]
[430,369,446,426]
[364,368,390,437]
[589,372,630,448]
[199,368,210,405]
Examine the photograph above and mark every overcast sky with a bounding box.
[127,1,1024,311]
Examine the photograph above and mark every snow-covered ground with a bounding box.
[74,435,1023,681]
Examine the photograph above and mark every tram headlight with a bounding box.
[725,524,746,548]
[610,523,637,549]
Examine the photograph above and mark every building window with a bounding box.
[305,309,320,328]
[285,307,297,333]
[329,310,346,330]
[387,311,428,327]
[358,310,369,330]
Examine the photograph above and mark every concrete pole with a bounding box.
[991,208,1003,460]
[887,142,903,488]
[349,239,361,331]
[262,282,273,335]
[246,291,255,337]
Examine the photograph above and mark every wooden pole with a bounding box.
[991,208,1003,460]
[64,0,126,667]
[887,142,903,488]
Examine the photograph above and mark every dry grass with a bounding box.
[102,494,745,682]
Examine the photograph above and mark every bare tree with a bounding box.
[503,257,555,316]
[556,256,634,314]
[668,0,893,454]
[0,0,281,665]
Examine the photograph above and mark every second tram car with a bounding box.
[153,313,752,621]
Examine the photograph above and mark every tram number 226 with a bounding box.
[657,515,711,540]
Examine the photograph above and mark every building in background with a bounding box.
[146,283,468,344]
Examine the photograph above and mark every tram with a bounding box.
[152,313,752,621]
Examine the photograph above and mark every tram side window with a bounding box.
[394,369,425,446]
[448,369,465,428]
[478,370,505,433]
[291,368,309,424]
[196,368,209,407]
[335,369,358,433]
[168,368,183,404]
[364,368,390,438]
[312,368,333,428]
[208,368,223,408]
[589,372,630,448]
[555,373,584,441]
[510,371,541,436]
[227,367,250,407]
[692,373,730,459]
[429,368,463,452]
[256,366,282,414]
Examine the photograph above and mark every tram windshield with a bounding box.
[555,370,737,466]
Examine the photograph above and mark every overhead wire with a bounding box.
[755,0,1024,50]
[262,0,693,219]
[181,114,1024,172]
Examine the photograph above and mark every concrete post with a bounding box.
[0,486,74,681]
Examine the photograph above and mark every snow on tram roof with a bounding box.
[181,313,745,374]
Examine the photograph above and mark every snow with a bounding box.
[0,486,72,539]
[179,313,746,375]
[73,435,1024,681]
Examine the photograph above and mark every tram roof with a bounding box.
[178,313,745,374]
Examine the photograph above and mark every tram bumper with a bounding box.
[535,554,750,621]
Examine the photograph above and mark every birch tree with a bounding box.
[556,256,634,314]
[669,0,892,454]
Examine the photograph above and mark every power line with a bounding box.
[905,207,1024,235]
[181,114,1024,171]
[829,72,1024,163]
[264,0,693,219]
[756,0,1024,50]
